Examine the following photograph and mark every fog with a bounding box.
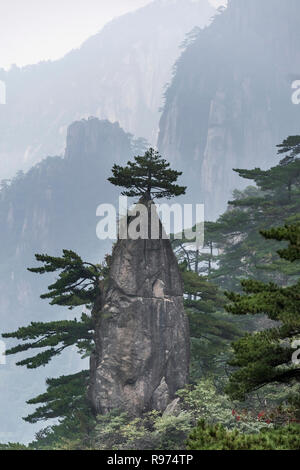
[0,0,226,70]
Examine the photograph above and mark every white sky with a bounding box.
[0,0,227,70]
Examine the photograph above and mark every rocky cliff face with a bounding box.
[0,118,132,329]
[0,0,215,179]
[89,199,190,416]
[158,0,300,219]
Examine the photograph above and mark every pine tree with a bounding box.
[2,250,109,431]
[181,265,241,379]
[27,250,105,309]
[225,223,300,401]
[233,134,300,203]
[171,225,247,380]
[3,316,93,369]
[205,135,300,292]
[172,227,242,379]
[3,250,107,368]
[108,148,186,199]
[187,420,300,450]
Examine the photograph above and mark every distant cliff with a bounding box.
[0,118,132,329]
[0,0,215,179]
[158,0,300,219]
[0,118,133,444]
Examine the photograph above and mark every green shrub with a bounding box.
[92,409,193,450]
[0,443,28,450]
[187,420,300,450]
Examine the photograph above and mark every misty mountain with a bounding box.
[0,118,133,329]
[158,0,300,219]
[0,118,134,443]
[0,0,215,180]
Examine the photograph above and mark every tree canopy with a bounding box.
[108,148,186,199]
[2,250,108,431]
[199,135,300,292]
[225,223,300,401]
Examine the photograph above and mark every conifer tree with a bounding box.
[225,223,300,401]
[187,420,300,450]
[2,250,108,431]
[181,265,241,379]
[108,148,186,199]
[234,134,300,202]
[24,371,90,424]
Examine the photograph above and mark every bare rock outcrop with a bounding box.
[89,199,190,416]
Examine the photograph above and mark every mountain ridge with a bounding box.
[158,0,300,219]
[0,0,215,179]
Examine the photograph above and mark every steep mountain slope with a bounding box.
[0,117,132,328]
[0,0,215,179]
[158,0,300,219]
[0,118,133,443]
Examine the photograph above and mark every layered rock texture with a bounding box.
[89,199,190,416]
[158,0,300,219]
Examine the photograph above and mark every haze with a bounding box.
[0,0,226,70]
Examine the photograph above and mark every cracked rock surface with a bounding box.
[89,200,190,416]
